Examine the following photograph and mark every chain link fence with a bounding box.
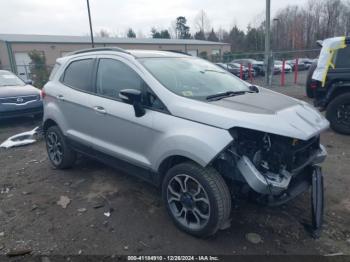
[203,48,320,88]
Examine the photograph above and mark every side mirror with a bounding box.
[25,79,33,85]
[119,89,145,117]
[249,85,259,93]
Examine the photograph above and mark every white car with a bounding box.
[275,61,292,73]
[43,48,329,237]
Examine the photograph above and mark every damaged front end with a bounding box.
[213,127,326,237]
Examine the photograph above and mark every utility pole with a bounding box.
[86,0,94,48]
[265,0,271,86]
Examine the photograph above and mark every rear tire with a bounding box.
[326,93,350,135]
[45,126,76,169]
[162,162,231,237]
[306,87,315,99]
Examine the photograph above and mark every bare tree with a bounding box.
[193,10,211,34]
[95,29,110,38]
[271,0,350,52]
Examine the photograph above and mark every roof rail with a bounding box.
[164,50,191,56]
[66,47,131,56]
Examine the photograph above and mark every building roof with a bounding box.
[0,34,228,46]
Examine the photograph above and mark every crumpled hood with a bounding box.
[169,88,329,140]
[0,85,40,98]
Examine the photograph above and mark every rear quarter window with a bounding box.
[49,63,61,80]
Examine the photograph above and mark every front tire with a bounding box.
[326,93,350,135]
[162,162,231,237]
[45,126,76,169]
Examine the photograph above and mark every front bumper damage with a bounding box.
[236,145,326,238]
[237,144,327,197]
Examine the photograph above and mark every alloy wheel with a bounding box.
[336,104,350,127]
[46,131,63,166]
[167,174,211,230]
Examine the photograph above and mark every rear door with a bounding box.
[55,56,97,144]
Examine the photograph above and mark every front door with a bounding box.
[88,57,158,169]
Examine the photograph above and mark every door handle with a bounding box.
[93,106,107,114]
[56,95,65,101]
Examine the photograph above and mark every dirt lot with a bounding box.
[0,72,350,256]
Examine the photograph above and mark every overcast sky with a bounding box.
[0,0,308,37]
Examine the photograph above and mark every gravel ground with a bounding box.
[0,71,350,256]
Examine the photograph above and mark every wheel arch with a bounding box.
[43,118,58,134]
[157,155,200,180]
[326,82,350,106]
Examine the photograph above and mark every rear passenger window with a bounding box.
[96,58,143,98]
[62,59,93,92]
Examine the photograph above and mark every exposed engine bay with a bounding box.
[214,127,326,200]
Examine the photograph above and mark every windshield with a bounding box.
[0,71,25,87]
[139,57,249,100]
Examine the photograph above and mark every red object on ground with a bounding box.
[281,60,286,86]
[248,63,253,83]
[294,58,299,84]
[240,64,243,79]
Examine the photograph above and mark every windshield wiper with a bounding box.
[206,91,248,101]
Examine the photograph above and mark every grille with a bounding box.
[0,95,39,104]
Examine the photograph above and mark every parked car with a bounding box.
[215,63,247,79]
[226,63,250,79]
[286,59,308,71]
[43,48,328,237]
[252,61,266,76]
[312,36,350,134]
[0,70,43,119]
[299,58,314,69]
[231,59,261,76]
[274,60,293,73]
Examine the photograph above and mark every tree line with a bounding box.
[272,0,350,51]
[94,0,350,55]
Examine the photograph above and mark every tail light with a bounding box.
[310,82,318,89]
[40,88,46,99]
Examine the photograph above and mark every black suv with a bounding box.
[311,37,350,134]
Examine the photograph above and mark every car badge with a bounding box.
[16,97,24,103]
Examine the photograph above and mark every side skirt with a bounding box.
[66,137,161,187]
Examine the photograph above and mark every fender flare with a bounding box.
[325,82,350,106]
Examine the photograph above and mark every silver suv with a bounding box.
[43,48,329,237]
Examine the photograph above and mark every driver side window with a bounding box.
[96,58,142,98]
